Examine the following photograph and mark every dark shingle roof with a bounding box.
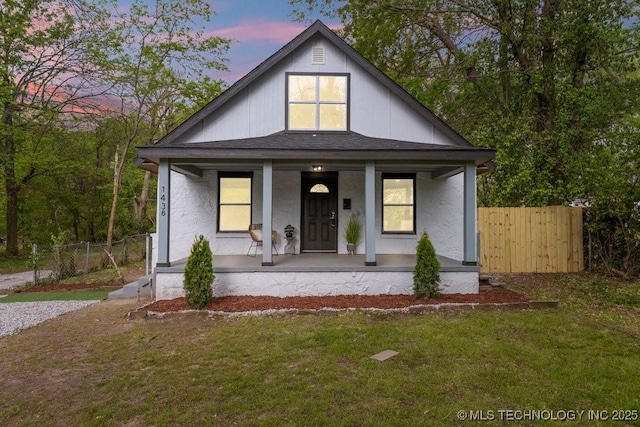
[167,131,467,151]
[137,131,495,164]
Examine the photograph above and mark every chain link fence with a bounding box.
[32,234,152,283]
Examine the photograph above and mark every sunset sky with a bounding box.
[206,0,338,83]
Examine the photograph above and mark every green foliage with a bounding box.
[581,280,640,306]
[291,0,640,277]
[91,0,230,249]
[413,231,440,299]
[343,213,361,244]
[581,118,640,277]
[183,235,214,309]
[0,0,229,252]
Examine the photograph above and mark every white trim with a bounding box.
[365,161,376,264]
[262,161,273,265]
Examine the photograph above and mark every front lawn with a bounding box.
[0,273,638,426]
[0,288,115,303]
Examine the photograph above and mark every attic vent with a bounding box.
[311,46,325,64]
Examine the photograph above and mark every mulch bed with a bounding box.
[21,283,120,293]
[143,289,529,313]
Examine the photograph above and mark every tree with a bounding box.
[292,0,640,276]
[413,231,440,299]
[183,235,214,309]
[291,0,640,206]
[18,127,111,243]
[92,0,229,253]
[0,0,108,255]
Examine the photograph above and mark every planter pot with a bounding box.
[346,243,356,255]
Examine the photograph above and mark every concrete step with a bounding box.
[108,275,153,300]
[479,275,504,291]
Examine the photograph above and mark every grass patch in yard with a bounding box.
[0,255,31,273]
[1,296,640,426]
[1,273,639,425]
[582,279,640,305]
[0,288,114,303]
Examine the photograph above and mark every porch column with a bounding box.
[365,160,376,266]
[262,160,274,266]
[463,161,477,265]
[157,159,171,267]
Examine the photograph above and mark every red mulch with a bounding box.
[21,283,120,293]
[143,289,528,313]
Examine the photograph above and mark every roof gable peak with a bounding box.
[155,19,473,148]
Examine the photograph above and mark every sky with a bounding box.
[207,0,338,84]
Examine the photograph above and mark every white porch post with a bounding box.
[157,159,171,267]
[262,160,274,266]
[365,161,376,266]
[463,161,477,265]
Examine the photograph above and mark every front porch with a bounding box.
[153,253,479,299]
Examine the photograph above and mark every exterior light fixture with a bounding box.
[312,165,323,172]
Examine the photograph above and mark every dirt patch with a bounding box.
[143,289,528,313]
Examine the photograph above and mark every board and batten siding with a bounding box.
[478,206,584,273]
[180,37,454,147]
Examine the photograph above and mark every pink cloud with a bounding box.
[209,19,307,44]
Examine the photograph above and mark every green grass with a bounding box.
[0,288,114,303]
[0,255,31,273]
[0,273,639,426]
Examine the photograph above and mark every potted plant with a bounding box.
[284,224,296,254]
[344,213,361,254]
[284,224,295,238]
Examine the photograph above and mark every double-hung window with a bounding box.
[287,73,348,131]
[218,172,252,232]
[382,174,416,234]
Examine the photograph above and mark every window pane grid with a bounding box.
[288,74,347,131]
[218,174,252,232]
[382,175,415,234]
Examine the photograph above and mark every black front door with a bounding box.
[301,172,338,252]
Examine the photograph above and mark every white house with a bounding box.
[135,21,495,300]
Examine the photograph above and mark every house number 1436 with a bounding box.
[160,186,167,217]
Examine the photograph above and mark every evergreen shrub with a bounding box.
[183,235,214,309]
[413,231,440,299]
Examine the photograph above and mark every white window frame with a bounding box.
[286,73,349,131]
[218,172,253,233]
[382,173,416,234]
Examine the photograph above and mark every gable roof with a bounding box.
[154,20,474,148]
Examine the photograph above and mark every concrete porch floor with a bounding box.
[162,253,477,273]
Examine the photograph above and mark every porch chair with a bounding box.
[247,224,279,257]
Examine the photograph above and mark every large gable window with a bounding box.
[287,74,348,131]
[218,172,252,232]
[382,174,415,234]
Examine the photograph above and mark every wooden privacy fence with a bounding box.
[478,206,584,273]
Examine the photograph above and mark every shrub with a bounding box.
[413,231,440,299]
[344,213,362,244]
[183,235,214,309]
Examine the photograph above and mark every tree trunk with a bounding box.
[2,105,19,257]
[499,33,510,106]
[133,170,151,223]
[537,0,557,132]
[106,175,121,253]
[106,150,125,253]
[4,162,19,257]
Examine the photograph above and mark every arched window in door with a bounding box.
[310,184,329,193]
